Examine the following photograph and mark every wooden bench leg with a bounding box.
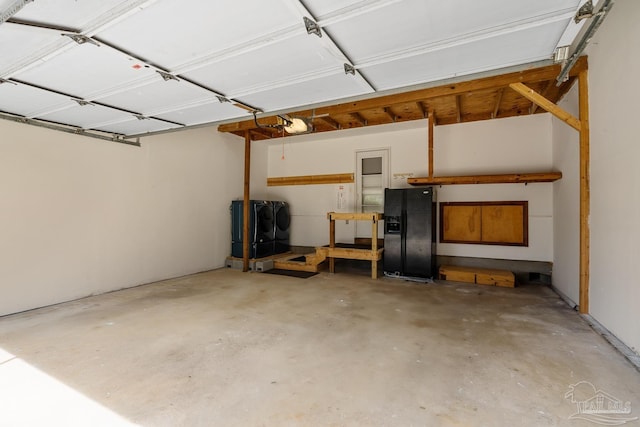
[329,218,335,273]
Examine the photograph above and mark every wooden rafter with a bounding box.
[383,107,396,122]
[249,128,272,139]
[530,80,554,114]
[492,88,504,118]
[509,82,581,131]
[455,95,461,123]
[318,115,340,129]
[417,101,427,118]
[351,112,367,126]
[218,56,588,135]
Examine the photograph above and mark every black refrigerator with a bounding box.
[383,187,436,279]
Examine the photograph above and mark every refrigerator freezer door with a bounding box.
[404,188,433,277]
[383,188,404,275]
[383,187,435,279]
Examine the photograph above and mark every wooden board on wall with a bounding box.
[440,201,528,246]
[481,204,526,244]
[441,205,481,242]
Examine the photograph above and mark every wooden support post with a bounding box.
[428,110,434,179]
[455,95,461,123]
[371,216,378,279]
[329,217,336,273]
[579,69,590,314]
[242,131,251,272]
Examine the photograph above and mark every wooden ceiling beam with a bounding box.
[530,80,554,114]
[351,112,367,126]
[509,82,580,131]
[416,101,427,118]
[492,88,504,119]
[455,95,461,123]
[249,128,273,139]
[218,57,587,133]
[383,107,396,122]
[318,115,341,130]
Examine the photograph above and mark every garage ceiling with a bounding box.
[0,0,594,142]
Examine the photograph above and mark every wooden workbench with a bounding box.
[323,212,384,279]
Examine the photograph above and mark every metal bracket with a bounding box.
[575,0,594,23]
[62,33,100,46]
[134,114,149,121]
[557,0,613,85]
[303,17,322,38]
[553,46,570,64]
[72,98,93,106]
[344,63,356,75]
[216,95,230,103]
[156,70,179,82]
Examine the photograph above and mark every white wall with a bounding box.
[266,120,428,247]
[583,0,640,354]
[0,121,248,316]
[266,114,554,262]
[435,115,554,262]
[552,84,580,304]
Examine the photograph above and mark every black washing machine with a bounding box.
[273,201,290,254]
[253,201,275,258]
[231,200,275,259]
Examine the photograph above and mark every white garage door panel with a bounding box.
[154,101,248,127]
[0,82,71,117]
[362,20,568,91]
[12,42,157,98]
[238,72,372,112]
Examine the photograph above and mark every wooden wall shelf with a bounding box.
[267,173,354,186]
[407,172,562,186]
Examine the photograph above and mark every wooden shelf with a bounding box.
[327,212,383,221]
[267,173,354,186]
[408,172,562,186]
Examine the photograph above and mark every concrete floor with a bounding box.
[0,266,639,427]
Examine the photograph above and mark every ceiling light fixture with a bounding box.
[283,117,308,134]
[252,113,311,135]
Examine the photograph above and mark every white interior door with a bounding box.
[355,148,389,239]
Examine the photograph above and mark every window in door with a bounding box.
[355,149,389,239]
